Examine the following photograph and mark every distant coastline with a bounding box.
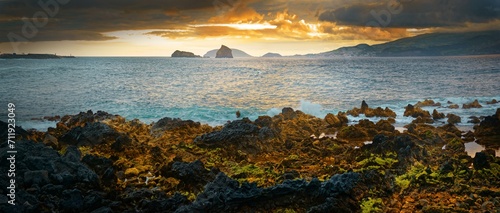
[0,53,75,59]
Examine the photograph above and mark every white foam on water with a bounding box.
[18,120,58,131]
[298,100,327,118]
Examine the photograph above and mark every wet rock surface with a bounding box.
[2,104,499,212]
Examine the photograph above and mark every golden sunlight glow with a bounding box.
[191,23,277,30]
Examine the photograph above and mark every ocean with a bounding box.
[1,55,499,131]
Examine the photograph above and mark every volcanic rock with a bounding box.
[446,114,461,124]
[486,99,498,105]
[215,45,233,58]
[60,122,120,147]
[171,50,201,58]
[432,109,446,120]
[463,100,482,109]
[404,104,431,118]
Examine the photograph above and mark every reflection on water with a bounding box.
[464,141,500,157]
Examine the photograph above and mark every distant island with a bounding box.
[0,53,75,59]
[262,52,282,58]
[171,50,201,58]
[309,30,500,57]
[204,47,252,58]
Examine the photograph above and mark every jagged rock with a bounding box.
[412,116,434,124]
[61,110,119,129]
[447,104,460,109]
[446,113,461,124]
[43,133,59,148]
[60,189,84,212]
[347,101,396,117]
[375,119,395,133]
[194,118,262,153]
[281,107,297,120]
[171,50,201,58]
[24,170,50,186]
[404,104,431,118]
[463,100,482,109]
[474,108,500,137]
[473,152,490,170]
[141,193,189,213]
[152,117,201,132]
[486,99,498,104]
[415,99,441,107]
[175,172,363,212]
[468,116,481,124]
[215,45,233,58]
[161,160,217,192]
[337,125,368,141]
[432,109,445,120]
[325,113,348,127]
[60,122,120,147]
[474,109,500,146]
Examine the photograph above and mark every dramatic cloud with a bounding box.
[319,0,500,28]
[0,0,216,42]
[0,0,498,55]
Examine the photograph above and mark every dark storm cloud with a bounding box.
[0,0,217,42]
[318,0,500,28]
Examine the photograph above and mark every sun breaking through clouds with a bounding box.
[0,0,499,56]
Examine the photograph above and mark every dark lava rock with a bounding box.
[463,99,482,109]
[60,122,120,147]
[60,189,84,212]
[194,118,264,154]
[473,152,490,170]
[63,110,118,129]
[432,109,446,120]
[404,104,431,118]
[467,116,481,124]
[486,99,498,105]
[161,160,217,192]
[281,107,297,120]
[474,108,500,137]
[175,172,363,213]
[447,113,462,124]
[152,117,201,132]
[24,170,50,186]
[216,45,233,58]
[141,193,189,213]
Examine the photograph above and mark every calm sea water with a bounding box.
[1,56,499,130]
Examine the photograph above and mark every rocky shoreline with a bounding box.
[1,100,499,212]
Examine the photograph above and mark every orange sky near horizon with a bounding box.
[0,0,499,56]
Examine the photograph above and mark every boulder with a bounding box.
[194,118,263,154]
[467,116,481,124]
[404,104,431,118]
[215,45,233,58]
[486,99,498,105]
[473,152,490,170]
[171,50,201,58]
[176,172,363,212]
[474,108,500,137]
[463,100,482,109]
[347,101,396,117]
[432,109,445,120]
[446,114,461,124]
[60,122,120,147]
[415,99,441,107]
[152,117,201,132]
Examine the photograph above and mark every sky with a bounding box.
[0,0,499,56]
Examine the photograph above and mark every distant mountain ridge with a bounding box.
[315,30,500,57]
[204,48,253,58]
